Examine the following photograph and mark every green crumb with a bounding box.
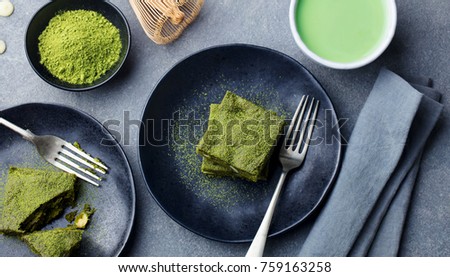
[72,142,107,171]
[72,204,96,229]
[21,228,84,257]
[73,141,82,150]
[0,167,77,235]
[93,157,102,164]
[65,210,78,223]
[92,157,106,171]
[38,9,122,85]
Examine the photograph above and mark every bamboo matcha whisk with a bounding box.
[129,0,204,44]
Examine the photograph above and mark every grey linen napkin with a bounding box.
[298,69,443,257]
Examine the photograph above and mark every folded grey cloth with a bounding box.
[298,68,443,257]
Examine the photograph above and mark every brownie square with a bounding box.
[197,92,284,182]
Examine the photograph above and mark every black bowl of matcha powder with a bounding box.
[26,0,130,91]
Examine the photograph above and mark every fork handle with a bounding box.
[246,170,288,257]
[0,117,36,142]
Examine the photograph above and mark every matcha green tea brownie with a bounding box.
[200,105,270,180]
[197,92,284,182]
[200,104,239,178]
[0,167,77,234]
[21,227,84,257]
[201,158,269,180]
[199,105,268,180]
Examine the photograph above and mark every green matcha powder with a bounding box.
[38,10,122,85]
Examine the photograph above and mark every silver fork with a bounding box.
[245,95,319,257]
[0,117,108,186]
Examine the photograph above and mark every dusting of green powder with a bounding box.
[38,9,122,85]
[169,76,289,211]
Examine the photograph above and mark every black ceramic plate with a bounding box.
[139,44,341,242]
[0,103,135,256]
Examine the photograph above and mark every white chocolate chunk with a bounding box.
[0,40,6,54]
[0,1,14,17]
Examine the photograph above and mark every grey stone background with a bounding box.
[0,0,449,256]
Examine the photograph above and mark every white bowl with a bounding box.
[289,0,397,70]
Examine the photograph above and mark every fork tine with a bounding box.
[284,95,307,149]
[300,99,320,155]
[63,143,108,171]
[60,149,107,174]
[289,96,312,151]
[293,97,315,152]
[56,155,102,181]
[52,160,101,187]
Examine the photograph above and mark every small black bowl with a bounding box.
[25,0,131,91]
